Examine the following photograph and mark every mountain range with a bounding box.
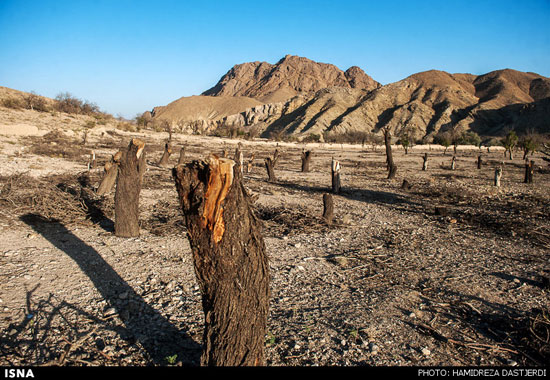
[149,55,550,142]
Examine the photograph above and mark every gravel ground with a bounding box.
[0,130,549,367]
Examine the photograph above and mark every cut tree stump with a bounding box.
[524,160,534,184]
[173,155,270,366]
[114,139,147,237]
[301,150,312,172]
[96,151,122,196]
[383,128,397,179]
[451,155,456,170]
[177,146,186,165]
[322,193,334,225]
[331,158,341,194]
[494,166,502,187]
[477,154,483,169]
[158,142,172,167]
[264,157,276,182]
[422,153,428,171]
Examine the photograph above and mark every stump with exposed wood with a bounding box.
[114,139,147,237]
[301,150,312,172]
[322,193,334,225]
[331,158,341,194]
[173,156,270,366]
[158,142,172,167]
[451,155,456,170]
[96,151,122,196]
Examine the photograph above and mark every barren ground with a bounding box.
[0,118,549,367]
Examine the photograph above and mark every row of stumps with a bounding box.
[97,138,269,366]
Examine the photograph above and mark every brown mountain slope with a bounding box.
[202,55,381,103]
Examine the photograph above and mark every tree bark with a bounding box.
[173,156,270,366]
[264,157,276,182]
[494,166,502,187]
[384,128,397,179]
[158,142,172,167]
[177,146,186,165]
[451,155,456,170]
[114,139,146,237]
[96,151,122,196]
[301,150,312,172]
[477,154,482,169]
[422,153,428,171]
[322,193,334,225]
[524,160,534,184]
[331,158,341,194]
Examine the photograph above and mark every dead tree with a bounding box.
[422,153,428,171]
[494,166,502,187]
[158,142,172,167]
[331,158,341,194]
[524,160,534,184]
[177,146,186,165]
[301,150,312,172]
[383,127,397,179]
[114,139,146,237]
[96,152,122,196]
[322,193,334,225]
[173,156,270,366]
[264,158,276,182]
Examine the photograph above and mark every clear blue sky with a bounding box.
[1,0,549,118]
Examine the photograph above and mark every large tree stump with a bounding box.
[301,150,312,172]
[158,142,172,167]
[264,157,276,182]
[173,156,270,366]
[96,151,122,196]
[322,193,334,225]
[114,139,146,237]
[331,158,341,194]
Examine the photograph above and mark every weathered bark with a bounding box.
[301,150,312,172]
[173,156,270,366]
[177,146,186,165]
[158,142,172,167]
[114,139,146,237]
[477,154,483,169]
[524,160,534,184]
[322,193,334,225]
[96,151,122,196]
[494,166,502,187]
[264,157,276,182]
[422,153,428,171]
[384,129,397,179]
[331,158,341,194]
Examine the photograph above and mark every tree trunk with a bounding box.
[173,156,270,366]
[422,153,428,171]
[524,160,534,184]
[114,139,146,237]
[451,155,456,170]
[384,129,397,179]
[331,158,341,194]
[264,157,276,182]
[301,150,312,172]
[88,150,96,170]
[246,153,255,174]
[177,146,186,165]
[322,193,334,225]
[158,142,172,167]
[494,166,502,187]
[477,154,482,169]
[96,152,122,196]
[234,146,244,174]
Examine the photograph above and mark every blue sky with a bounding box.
[1,0,549,118]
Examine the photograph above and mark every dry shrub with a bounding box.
[29,130,89,161]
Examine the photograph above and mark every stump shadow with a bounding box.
[19,213,201,366]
